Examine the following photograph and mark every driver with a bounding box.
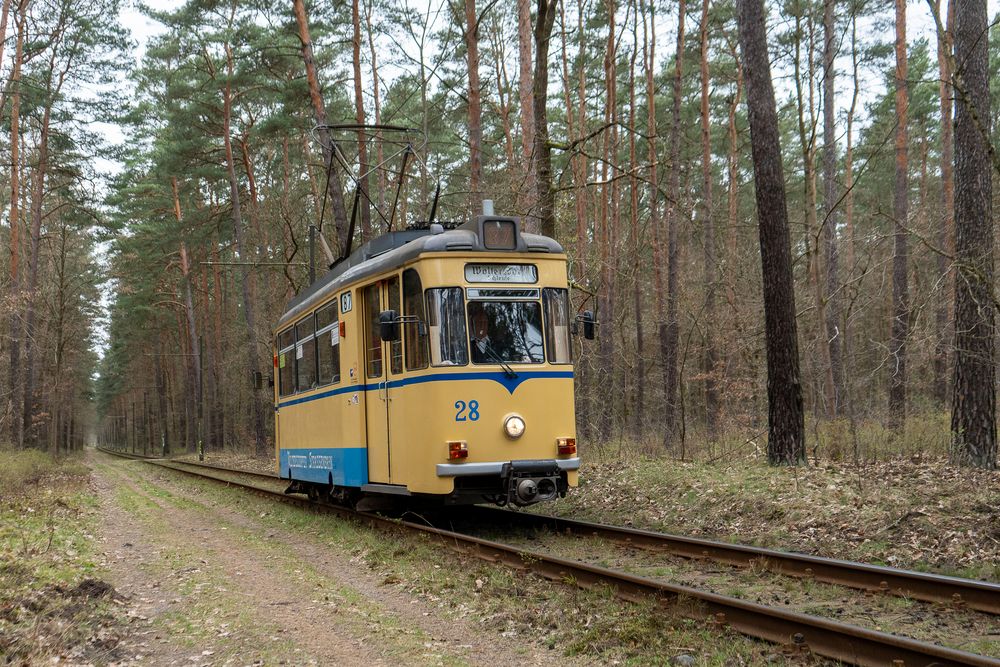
[470,308,492,363]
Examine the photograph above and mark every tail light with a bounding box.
[556,437,576,456]
[448,441,468,460]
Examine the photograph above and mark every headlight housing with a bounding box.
[503,414,526,439]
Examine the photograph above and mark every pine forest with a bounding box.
[2,0,999,471]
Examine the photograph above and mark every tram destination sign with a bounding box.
[465,263,537,284]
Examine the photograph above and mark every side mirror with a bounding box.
[580,310,597,340]
[379,310,401,342]
[251,371,263,390]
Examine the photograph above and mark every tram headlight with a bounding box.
[503,414,526,439]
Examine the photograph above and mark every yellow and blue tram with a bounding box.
[273,214,584,506]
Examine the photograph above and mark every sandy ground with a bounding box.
[89,450,578,667]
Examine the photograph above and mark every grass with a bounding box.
[0,448,119,664]
[0,447,88,496]
[559,440,1000,582]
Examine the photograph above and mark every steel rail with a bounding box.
[95,448,279,481]
[163,459,279,481]
[94,449,1000,667]
[464,506,1000,616]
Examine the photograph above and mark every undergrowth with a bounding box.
[0,448,123,664]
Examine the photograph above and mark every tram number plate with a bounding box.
[454,400,480,422]
[341,292,352,313]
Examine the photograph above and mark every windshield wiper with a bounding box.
[474,337,518,379]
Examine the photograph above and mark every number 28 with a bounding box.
[454,400,480,422]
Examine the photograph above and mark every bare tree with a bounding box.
[6,0,27,446]
[934,0,955,404]
[888,0,909,431]
[821,0,843,417]
[464,0,483,213]
[662,0,686,448]
[699,0,719,437]
[736,0,805,464]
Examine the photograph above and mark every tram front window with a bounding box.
[468,301,544,364]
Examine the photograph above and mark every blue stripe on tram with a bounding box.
[275,370,574,409]
[280,447,368,487]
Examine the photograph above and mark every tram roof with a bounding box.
[276,217,564,329]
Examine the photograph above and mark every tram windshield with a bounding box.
[468,301,544,364]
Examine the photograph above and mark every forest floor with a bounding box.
[549,448,1000,583]
[30,447,994,665]
[9,449,796,666]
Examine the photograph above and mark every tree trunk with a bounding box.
[517,0,536,227]
[363,0,386,213]
[628,10,644,438]
[662,0,686,449]
[699,0,718,438]
[792,6,831,421]
[821,0,843,418]
[888,0,909,431]
[736,0,805,465]
[172,179,202,453]
[6,4,26,447]
[934,0,955,405]
[844,11,859,329]
[352,0,372,238]
[533,0,558,239]
[951,0,995,468]
[643,0,662,370]
[156,336,170,454]
[21,99,53,446]
[574,0,588,277]
[291,0,350,254]
[465,0,483,214]
[222,44,267,455]
[597,0,617,442]
[724,40,742,391]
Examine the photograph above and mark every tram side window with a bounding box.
[403,270,428,370]
[387,275,403,374]
[316,302,340,385]
[295,319,317,391]
[543,288,572,364]
[426,288,468,366]
[364,284,382,378]
[277,328,295,397]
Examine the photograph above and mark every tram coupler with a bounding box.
[502,460,565,507]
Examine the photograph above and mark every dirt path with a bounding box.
[89,450,578,667]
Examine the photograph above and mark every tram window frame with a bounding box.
[387,275,403,374]
[425,287,469,367]
[403,269,429,370]
[315,301,341,386]
[364,283,383,378]
[295,318,317,391]
[542,288,572,364]
[277,328,295,397]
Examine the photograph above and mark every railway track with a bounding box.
[462,506,1000,616]
[95,447,1000,666]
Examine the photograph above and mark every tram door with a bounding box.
[362,276,403,484]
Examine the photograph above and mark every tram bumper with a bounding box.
[436,458,580,506]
